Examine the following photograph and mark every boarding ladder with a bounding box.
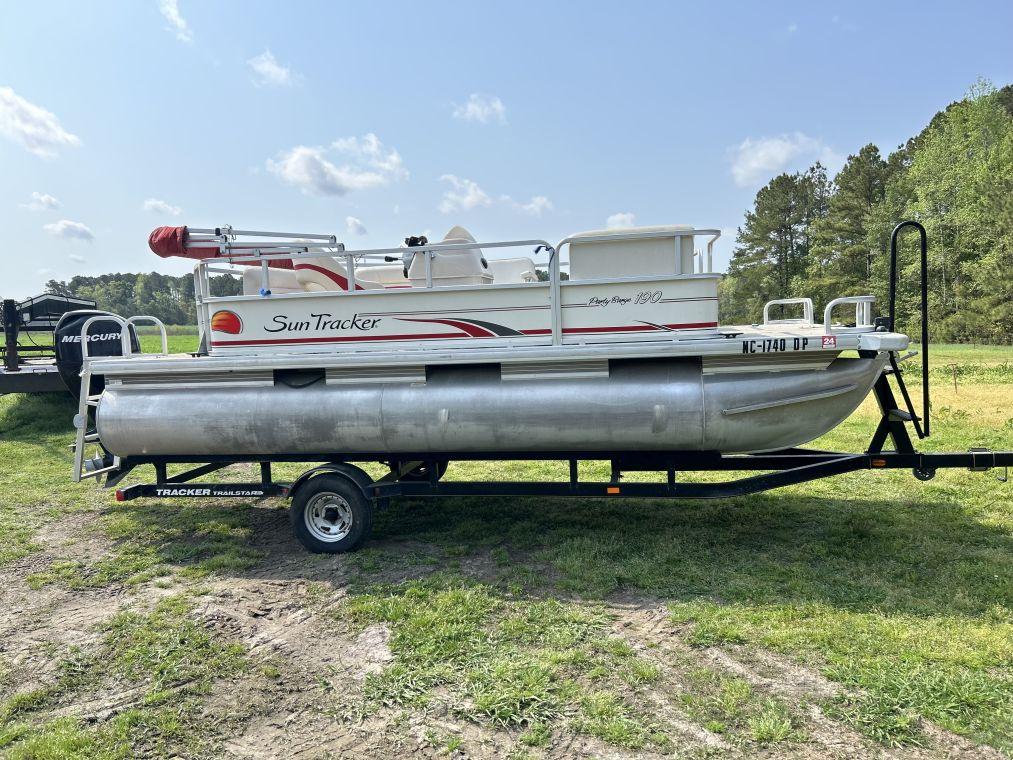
[72,315,168,482]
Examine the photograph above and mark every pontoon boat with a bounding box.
[63,221,1010,553]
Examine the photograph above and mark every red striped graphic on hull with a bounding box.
[210,321,718,347]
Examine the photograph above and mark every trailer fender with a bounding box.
[289,463,384,507]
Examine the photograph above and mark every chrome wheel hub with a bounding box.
[305,493,353,542]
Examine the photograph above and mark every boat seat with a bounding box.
[569,225,697,280]
[357,264,411,288]
[294,256,384,292]
[241,266,302,295]
[408,226,493,287]
[487,257,537,284]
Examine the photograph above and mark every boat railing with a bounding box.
[73,314,168,483]
[190,226,722,347]
[824,296,876,334]
[79,314,169,360]
[762,298,815,327]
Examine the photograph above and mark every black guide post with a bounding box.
[260,462,272,484]
[2,299,19,372]
[889,221,930,437]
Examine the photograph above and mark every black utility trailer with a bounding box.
[95,223,1011,554]
[1,294,96,394]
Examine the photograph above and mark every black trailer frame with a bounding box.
[2,294,97,394]
[84,223,1011,551]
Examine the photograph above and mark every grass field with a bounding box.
[0,335,1010,758]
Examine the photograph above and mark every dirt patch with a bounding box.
[610,598,1003,760]
[2,506,1007,759]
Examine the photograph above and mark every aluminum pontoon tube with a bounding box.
[95,355,888,457]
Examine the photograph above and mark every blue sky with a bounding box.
[2,0,1011,298]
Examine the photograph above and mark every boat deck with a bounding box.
[86,324,909,378]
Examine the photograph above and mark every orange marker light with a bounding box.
[606,486,621,494]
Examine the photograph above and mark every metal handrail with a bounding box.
[200,238,556,305]
[823,296,875,333]
[80,314,131,360]
[126,316,168,355]
[763,298,814,326]
[191,226,723,348]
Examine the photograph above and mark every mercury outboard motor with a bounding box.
[54,310,139,399]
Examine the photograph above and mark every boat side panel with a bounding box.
[203,276,719,355]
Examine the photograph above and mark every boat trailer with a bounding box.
[80,222,1012,552]
[1,294,97,395]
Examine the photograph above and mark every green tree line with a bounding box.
[45,271,242,325]
[721,80,1013,344]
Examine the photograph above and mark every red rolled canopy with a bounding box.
[148,226,293,269]
[148,225,189,258]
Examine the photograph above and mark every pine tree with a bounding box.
[808,145,889,307]
[721,166,830,324]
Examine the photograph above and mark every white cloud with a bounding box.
[44,219,94,241]
[606,212,636,229]
[831,15,859,31]
[21,191,61,211]
[729,132,842,187]
[501,194,553,216]
[438,175,492,214]
[158,0,192,43]
[345,216,367,236]
[452,94,506,124]
[68,253,87,264]
[267,133,406,196]
[0,87,81,158]
[143,197,182,215]
[247,50,294,87]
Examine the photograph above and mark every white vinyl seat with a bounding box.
[569,225,696,279]
[294,256,384,292]
[241,266,302,295]
[487,257,537,284]
[408,226,493,287]
[357,264,411,288]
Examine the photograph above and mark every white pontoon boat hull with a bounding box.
[96,355,887,457]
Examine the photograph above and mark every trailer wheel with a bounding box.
[397,460,449,482]
[290,474,373,553]
[912,467,936,481]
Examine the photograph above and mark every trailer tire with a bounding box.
[290,474,373,553]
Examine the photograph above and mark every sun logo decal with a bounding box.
[210,310,243,334]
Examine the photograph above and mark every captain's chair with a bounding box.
[294,256,384,292]
[407,226,493,287]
